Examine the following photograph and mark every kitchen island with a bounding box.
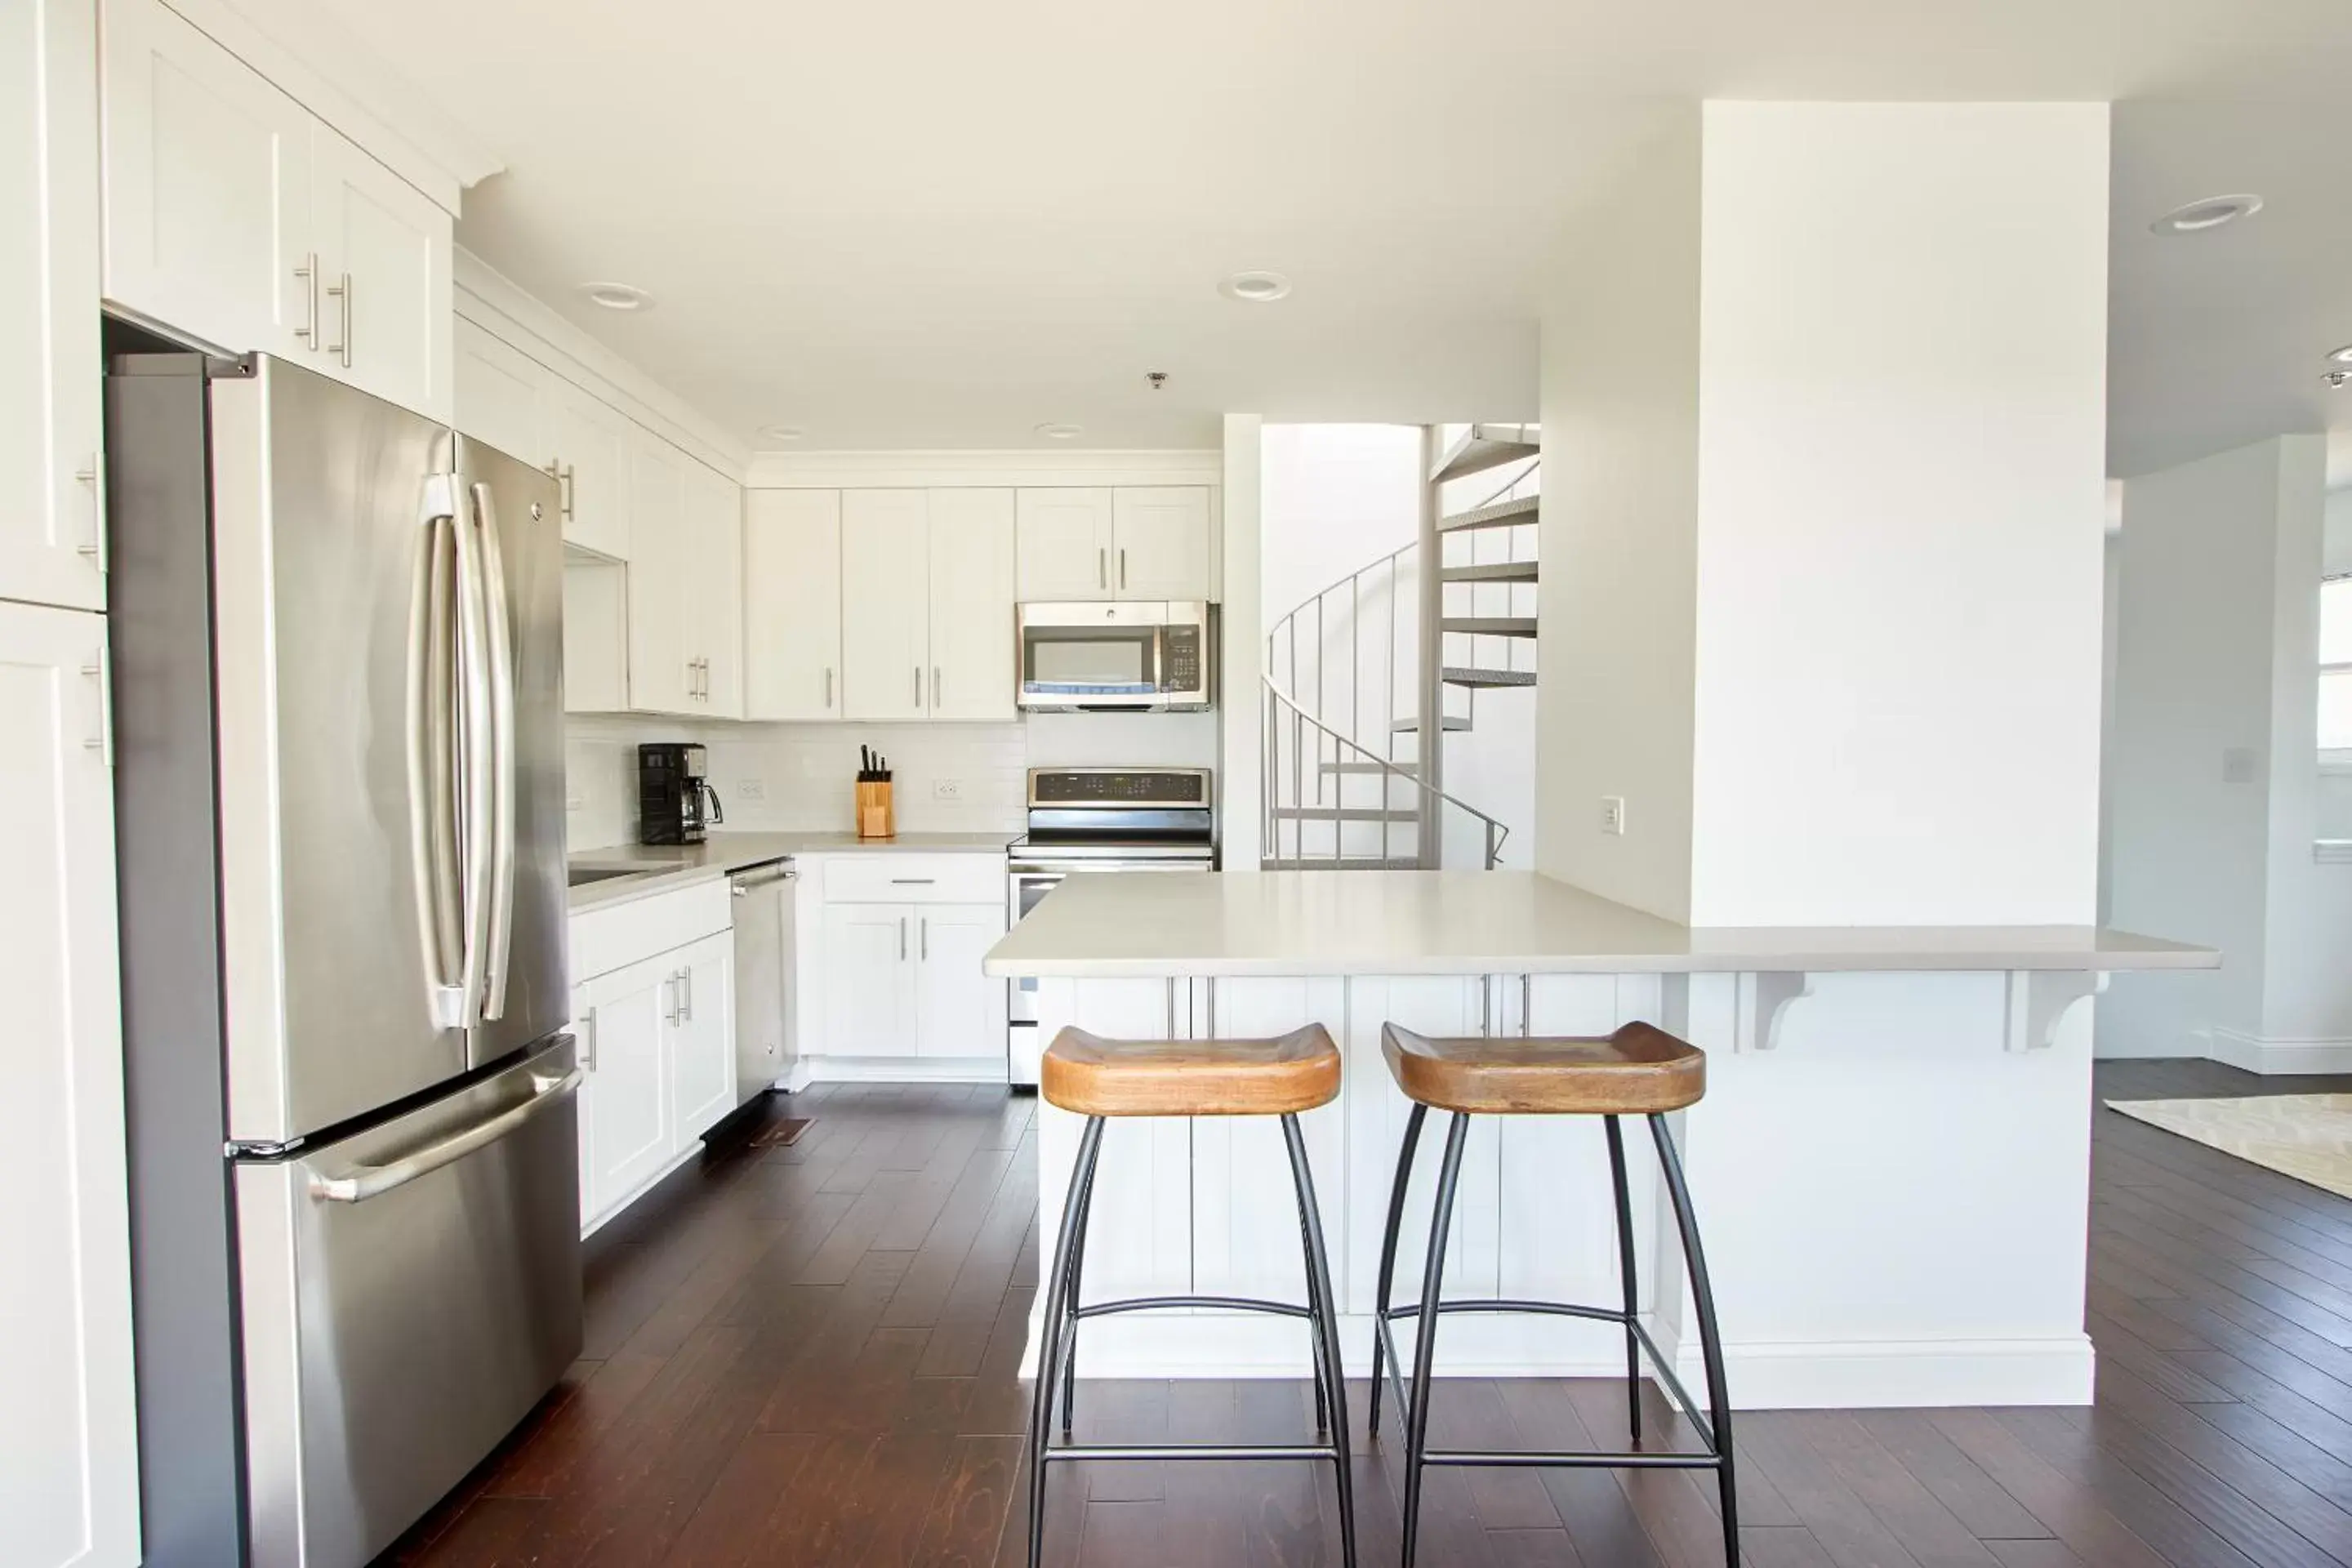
[983,871,2217,1409]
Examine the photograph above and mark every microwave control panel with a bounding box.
[1163,626,1201,690]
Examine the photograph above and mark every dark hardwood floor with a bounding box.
[381,1060,2352,1567]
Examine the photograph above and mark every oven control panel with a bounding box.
[1028,768,1210,808]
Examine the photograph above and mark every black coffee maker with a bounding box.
[639,743,722,844]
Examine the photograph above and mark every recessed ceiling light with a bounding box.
[581,280,653,311]
[2149,194,2263,236]
[2327,345,2352,367]
[1036,422,1083,440]
[757,425,804,443]
[1218,270,1292,303]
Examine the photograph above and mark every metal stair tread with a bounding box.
[1321,760,1408,774]
[1430,424,1540,484]
[1442,666,1536,688]
[1436,494,1539,534]
[1441,617,1539,637]
[1270,806,1421,822]
[1261,857,1426,871]
[1441,559,1538,582]
[1392,715,1472,733]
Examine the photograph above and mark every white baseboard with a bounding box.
[2206,1027,2352,1076]
[775,1062,816,1094]
[1016,1312,2095,1409]
[801,1055,1009,1086]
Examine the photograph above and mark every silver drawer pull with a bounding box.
[891,877,934,884]
[310,1069,581,1203]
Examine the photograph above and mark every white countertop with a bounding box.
[982,870,2220,978]
[568,831,1013,913]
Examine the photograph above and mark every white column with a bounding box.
[1539,102,2113,927]
[1220,412,1264,871]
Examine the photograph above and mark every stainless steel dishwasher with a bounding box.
[729,859,796,1107]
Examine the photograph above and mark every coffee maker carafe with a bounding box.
[639,743,722,844]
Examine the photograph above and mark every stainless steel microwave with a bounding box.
[1016,600,1214,711]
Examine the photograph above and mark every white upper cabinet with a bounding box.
[308,124,451,419]
[1111,487,1213,601]
[100,0,452,418]
[840,489,931,721]
[1,0,105,613]
[548,380,631,561]
[0,603,139,1568]
[744,490,842,720]
[684,464,743,719]
[452,318,549,468]
[925,488,1016,720]
[1016,488,1112,601]
[101,0,310,360]
[626,433,693,715]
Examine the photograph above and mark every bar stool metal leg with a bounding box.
[1294,1195,1331,1434]
[1367,1102,1428,1435]
[1650,1112,1738,1567]
[1604,1114,1643,1446]
[1028,1116,1105,1568]
[1056,1128,1107,1440]
[1400,1111,1471,1568]
[1282,1112,1356,1568]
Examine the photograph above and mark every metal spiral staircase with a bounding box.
[1262,423,1540,870]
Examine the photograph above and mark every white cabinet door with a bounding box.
[1016,488,1112,601]
[0,604,138,1568]
[684,465,743,719]
[913,902,1007,1059]
[820,902,911,1057]
[1112,487,1213,601]
[550,381,631,561]
[926,488,1016,720]
[577,952,672,1225]
[744,489,842,719]
[100,0,310,359]
[666,932,735,1147]
[1,0,105,613]
[452,318,550,470]
[308,125,451,420]
[840,489,930,720]
[626,431,694,715]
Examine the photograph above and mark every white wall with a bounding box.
[1536,112,1703,921]
[1261,425,1422,635]
[2101,434,2352,1069]
[2328,488,2352,577]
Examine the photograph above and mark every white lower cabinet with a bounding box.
[914,904,1009,1058]
[0,603,139,1568]
[808,862,1006,1071]
[571,901,739,1232]
[819,902,915,1057]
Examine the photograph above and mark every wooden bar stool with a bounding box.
[1368,1021,1736,1568]
[1028,1022,1356,1568]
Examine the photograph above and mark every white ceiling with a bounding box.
[307,0,2352,471]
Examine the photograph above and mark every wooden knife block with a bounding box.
[855,779,895,840]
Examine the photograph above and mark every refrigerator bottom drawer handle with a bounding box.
[310,1068,583,1203]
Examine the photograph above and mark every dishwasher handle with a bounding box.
[730,861,797,896]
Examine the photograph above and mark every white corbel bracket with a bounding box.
[2004,970,2108,1053]
[1734,972,1813,1053]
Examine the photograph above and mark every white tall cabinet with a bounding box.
[744,489,843,719]
[927,488,1018,720]
[835,488,1016,722]
[0,604,139,1568]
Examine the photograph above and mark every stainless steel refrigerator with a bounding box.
[107,352,581,1568]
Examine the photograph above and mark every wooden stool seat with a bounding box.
[1043,1024,1341,1118]
[1380,1021,1704,1116]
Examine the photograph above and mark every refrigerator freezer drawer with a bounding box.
[234,1037,584,1568]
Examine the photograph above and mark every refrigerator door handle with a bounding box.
[308,1067,583,1203]
[411,482,466,1028]
[451,477,496,1027]
[471,481,519,1022]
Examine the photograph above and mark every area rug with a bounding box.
[2103,1094,2352,1200]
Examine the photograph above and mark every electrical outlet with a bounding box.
[738,777,767,801]
[1600,795,1626,836]
[933,777,964,801]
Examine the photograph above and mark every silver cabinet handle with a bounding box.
[920,917,929,961]
[581,1013,597,1071]
[890,877,934,884]
[933,666,942,707]
[327,272,353,368]
[74,457,106,572]
[663,972,680,1026]
[680,966,693,1022]
[1098,547,1107,590]
[82,648,113,765]
[899,916,908,961]
[311,1067,582,1203]
[824,666,834,709]
[294,253,319,350]
[1120,548,1128,590]
[913,665,922,708]
[559,464,576,519]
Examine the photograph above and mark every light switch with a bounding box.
[1600,795,1626,835]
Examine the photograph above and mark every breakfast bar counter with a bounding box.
[985,871,2216,1410]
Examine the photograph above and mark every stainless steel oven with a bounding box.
[1017,600,1213,711]
[1004,768,1215,1084]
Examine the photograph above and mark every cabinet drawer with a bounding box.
[570,879,732,982]
[822,853,1003,905]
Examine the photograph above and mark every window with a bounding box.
[2324,577,2352,755]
